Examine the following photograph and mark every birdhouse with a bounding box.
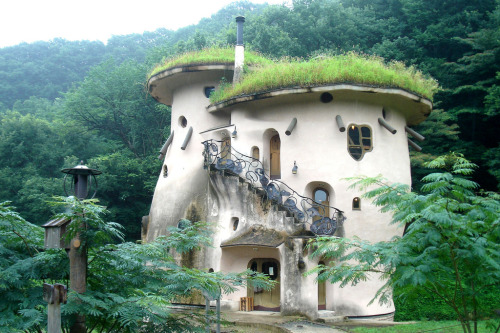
[42,217,71,249]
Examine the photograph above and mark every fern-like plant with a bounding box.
[307,153,500,333]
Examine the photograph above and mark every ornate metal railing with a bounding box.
[202,139,345,236]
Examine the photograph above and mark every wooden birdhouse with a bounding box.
[42,217,71,249]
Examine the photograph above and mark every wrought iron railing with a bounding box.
[202,139,345,236]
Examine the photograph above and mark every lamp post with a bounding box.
[61,161,101,333]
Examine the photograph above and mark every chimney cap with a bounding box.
[236,16,245,22]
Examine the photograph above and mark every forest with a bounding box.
[0,0,499,331]
[0,0,499,240]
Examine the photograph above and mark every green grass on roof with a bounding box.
[210,52,438,103]
[148,47,273,78]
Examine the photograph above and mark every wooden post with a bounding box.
[70,174,88,333]
[216,297,221,333]
[205,298,210,333]
[69,237,87,333]
[180,126,193,150]
[378,117,397,134]
[158,130,175,160]
[408,138,423,152]
[44,283,67,333]
[405,126,425,142]
[335,115,346,132]
[285,118,297,136]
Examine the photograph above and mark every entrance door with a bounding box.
[270,135,281,179]
[248,258,280,311]
[313,188,330,220]
[318,261,326,310]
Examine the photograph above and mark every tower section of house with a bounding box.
[146,40,435,318]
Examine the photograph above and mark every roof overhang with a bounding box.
[207,84,433,126]
[147,64,234,106]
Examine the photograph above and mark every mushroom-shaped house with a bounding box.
[145,41,437,319]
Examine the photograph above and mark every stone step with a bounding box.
[318,310,336,318]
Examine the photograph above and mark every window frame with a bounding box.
[347,124,373,161]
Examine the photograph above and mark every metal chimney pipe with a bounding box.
[236,16,245,46]
[233,16,245,84]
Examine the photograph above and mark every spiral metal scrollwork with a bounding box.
[202,140,345,236]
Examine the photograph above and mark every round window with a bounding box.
[320,92,333,103]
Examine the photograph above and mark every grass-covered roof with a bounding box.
[148,48,438,103]
[148,47,272,78]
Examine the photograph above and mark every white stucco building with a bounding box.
[144,18,432,320]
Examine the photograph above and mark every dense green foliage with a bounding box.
[0,1,499,326]
[0,198,272,332]
[307,154,500,333]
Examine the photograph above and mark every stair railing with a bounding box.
[202,139,345,236]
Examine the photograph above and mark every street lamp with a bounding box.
[61,161,102,200]
[62,161,101,333]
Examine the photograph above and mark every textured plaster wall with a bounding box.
[147,68,426,317]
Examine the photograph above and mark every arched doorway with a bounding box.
[313,188,330,220]
[247,258,280,311]
[270,135,281,179]
[318,261,326,310]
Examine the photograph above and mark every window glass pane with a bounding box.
[361,126,371,138]
[314,189,328,202]
[349,147,362,160]
[348,126,360,145]
[362,138,371,149]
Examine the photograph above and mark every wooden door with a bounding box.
[313,188,330,220]
[270,135,281,179]
[248,258,280,311]
[318,261,326,310]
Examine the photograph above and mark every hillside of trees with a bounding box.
[0,0,498,241]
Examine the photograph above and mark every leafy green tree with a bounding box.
[0,201,68,333]
[307,153,500,333]
[0,198,272,332]
[64,58,170,158]
[87,151,160,240]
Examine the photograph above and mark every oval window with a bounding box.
[179,116,187,128]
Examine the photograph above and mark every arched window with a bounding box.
[348,124,372,161]
[252,147,260,161]
[232,217,239,231]
[352,197,361,210]
[313,188,330,220]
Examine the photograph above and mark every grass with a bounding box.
[344,320,498,333]
[210,52,438,103]
[148,48,438,103]
[148,46,273,78]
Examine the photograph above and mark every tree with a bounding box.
[64,59,170,159]
[307,153,500,333]
[0,198,272,332]
[0,201,68,333]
